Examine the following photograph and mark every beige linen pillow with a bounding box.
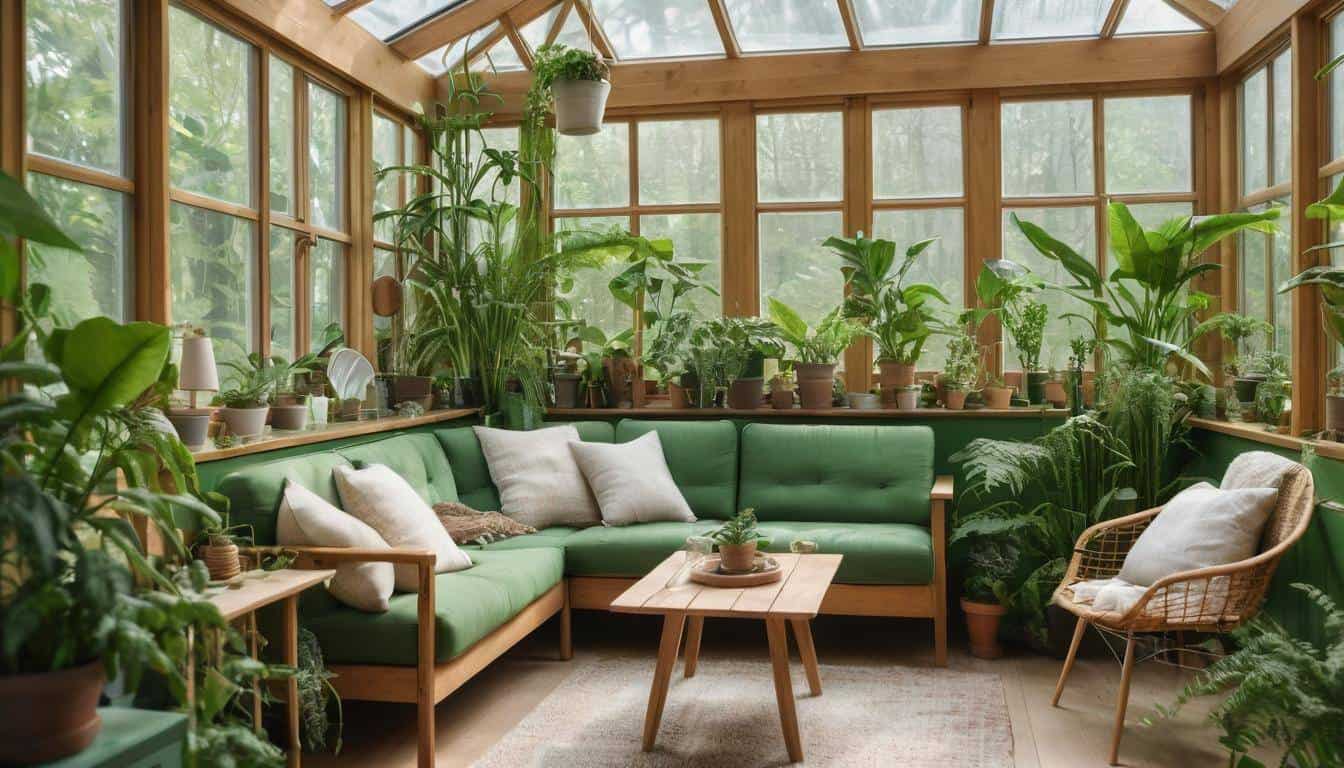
[472,425,601,529]
[333,464,473,591]
[1118,481,1278,587]
[569,431,695,526]
[276,479,393,612]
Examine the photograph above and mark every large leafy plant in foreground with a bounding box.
[1012,202,1279,373]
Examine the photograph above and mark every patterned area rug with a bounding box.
[472,657,1014,767]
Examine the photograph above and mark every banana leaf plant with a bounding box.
[1011,202,1280,375]
[1279,177,1344,389]
[826,233,948,365]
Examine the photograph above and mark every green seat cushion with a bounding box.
[739,423,933,524]
[435,422,615,512]
[616,419,738,520]
[304,548,564,666]
[755,521,933,585]
[476,527,578,551]
[216,452,352,546]
[563,521,720,576]
[339,433,459,505]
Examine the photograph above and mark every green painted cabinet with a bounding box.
[39,708,186,768]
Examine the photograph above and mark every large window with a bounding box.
[371,109,421,351]
[1001,92,1195,371]
[24,0,132,324]
[871,103,967,370]
[167,6,349,372]
[553,116,724,339]
[1238,49,1294,363]
[757,110,844,327]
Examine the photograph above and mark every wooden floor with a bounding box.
[305,612,1250,768]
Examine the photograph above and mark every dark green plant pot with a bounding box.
[452,376,481,408]
[1025,371,1050,405]
[502,391,539,430]
[1233,375,1264,406]
[482,411,507,428]
[742,351,766,379]
[1065,370,1084,416]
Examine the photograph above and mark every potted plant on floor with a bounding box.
[827,233,948,406]
[768,298,867,410]
[532,44,611,136]
[218,357,275,439]
[710,509,771,574]
[960,545,1016,660]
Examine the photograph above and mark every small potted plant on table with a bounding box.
[768,298,866,410]
[710,509,771,573]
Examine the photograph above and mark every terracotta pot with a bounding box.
[167,408,212,449]
[945,389,968,410]
[383,374,433,407]
[983,386,1014,409]
[895,386,922,410]
[270,403,308,431]
[0,660,106,764]
[1082,378,1097,408]
[718,541,758,573]
[668,381,690,409]
[220,406,269,438]
[551,79,611,136]
[770,388,795,410]
[961,598,1007,660]
[727,377,764,410]
[1327,393,1344,434]
[794,362,836,410]
[1043,380,1067,408]
[553,373,581,409]
[604,356,635,408]
[201,539,241,581]
[585,383,606,409]
[878,360,916,406]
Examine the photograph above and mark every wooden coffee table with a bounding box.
[610,551,843,763]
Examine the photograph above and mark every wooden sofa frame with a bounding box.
[267,475,950,768]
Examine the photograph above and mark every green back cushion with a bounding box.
[216,452,353,546]
[434,422,615,512]
[339,434,459,505]
[738,423,933,524]
[545,421,616,443]
[616,419,738,520]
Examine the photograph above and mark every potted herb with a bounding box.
[767,298,867,410]
[532,44,611,136]
[710,509,771,574]
[433,374,455,409]
[268,349,328,431]
[685,321,750,408]
[769,369,795,410]
[895,384,922,410]
[1066,336,1095,415]
[218,356,275,439]
[1192,312,1274,406]
[198,514,245,582]
[1252,351,1290,429]
[707,316,783,409]
[960,545,1015,660]
[983,374,1014,409]
[941,330,981,411]
[1005,299,1050,405]
[828,233,948,405]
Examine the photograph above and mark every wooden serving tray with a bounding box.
[687,554,784,587]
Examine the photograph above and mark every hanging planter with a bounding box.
[533,40,612,137]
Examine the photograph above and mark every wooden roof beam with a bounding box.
[393,0,531,59]
[1101,0,1130,38]
[1215,0,1310,73]
[545,0,574,46]
[501,14,534,68]
[707,0,741,58]
[978,0,995,44]
[329,0,374,14]
[573,0,617,60]
[837,0,862,50]
[1165,0,1225,29]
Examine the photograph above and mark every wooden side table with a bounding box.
[38,708,187,768]
[208,568,335,768]
[610,552,843,763]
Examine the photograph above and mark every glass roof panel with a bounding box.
[1116,0,1203,35]
[415,23,497,76]
[348,0,461,41]
[553,9,596,50]
[991,0,1108,41]
[520,6,561,52]
[853,0,982,47]
[480,36,526,71]
[724,0,849,53]
[592,0,724,59]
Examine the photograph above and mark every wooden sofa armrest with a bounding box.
[245,545,437,569]
[929,476,952,666]
[931,475,954,501]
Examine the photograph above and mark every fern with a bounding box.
[1162,584,1344,768]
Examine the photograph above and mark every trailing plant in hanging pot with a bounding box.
[533,43,611,136]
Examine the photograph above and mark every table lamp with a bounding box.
[168,331,219,449]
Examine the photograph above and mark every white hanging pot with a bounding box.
[552,78,611,136]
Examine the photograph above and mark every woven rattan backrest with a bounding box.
[1259,463,1314,552]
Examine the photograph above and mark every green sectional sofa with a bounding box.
[218,420,949,768]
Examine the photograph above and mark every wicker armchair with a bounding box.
[1049,456,1315,766]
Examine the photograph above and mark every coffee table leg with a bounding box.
[643,612,686,752]
[765,618,803,763]
[683,616,704,678]
[791,619,822,696]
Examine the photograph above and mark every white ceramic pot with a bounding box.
[895,387,922,410]
[846,392,880,410]
[167,408,212,449]
[552,79,611,136]
[220,406,269,438]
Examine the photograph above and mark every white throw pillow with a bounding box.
[1118,481,1278,587]
[569,431,696,526]
[333,464,473,591]
[276,479,394,613]
[473,425,601,529]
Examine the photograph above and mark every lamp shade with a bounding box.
[178,335,220,392]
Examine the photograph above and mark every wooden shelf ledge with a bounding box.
[191,408,479,463]
[1188,416,1344,462]
[547,405,1069,420]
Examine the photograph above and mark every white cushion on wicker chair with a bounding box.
[1117,481,1278,587]
[1220,450,1301,491]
